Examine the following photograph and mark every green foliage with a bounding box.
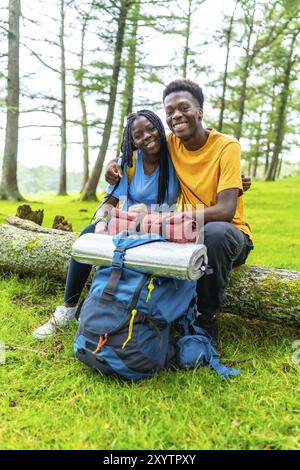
[0,176,300,449]
[211,0,300,179]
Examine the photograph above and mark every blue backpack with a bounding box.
[74,232,240,380]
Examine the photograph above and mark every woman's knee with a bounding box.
[79,223,96,237]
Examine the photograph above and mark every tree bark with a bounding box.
[0,218,299,327]
[182,0,192,78]
[264,78,276,176]
[222,264,300,326]
[235,3,255,141]
[252,108,263,178]
[265,32,299,181]
[0,220,74,281]
[78,5,93,193]
[81,0,130,201]
[276,157,283,179]
[218,0,238,133]
[116,0,140,157]
[58,0,67,196]
[0,0,23,201]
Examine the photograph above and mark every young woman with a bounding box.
[33,110,180,339]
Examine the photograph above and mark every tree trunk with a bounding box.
[78,10,91,193]
[247,157,252,176]
[79,88,89,193]
[235,5,255,141]
[264,79,276,177]
[218,0,238,132]
[0,219,74,281]
[58,0,67,196]
[264,141,271,176]
[116,0,140,157]
[276,157,283,179]
[182,0,192,78]
[81,0,130,201]
[252,155,258,178]
[222,264,300,326]
[0,0,23,201]
[252,108,263,178]
[265,32,298,181]
[1,218,299,327]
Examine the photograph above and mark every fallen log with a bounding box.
[0,217,299,326]
[0,217,75,280]
[222,265,300,326]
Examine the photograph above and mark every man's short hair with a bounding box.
[163,79,204,108]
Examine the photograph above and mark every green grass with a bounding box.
[0,177,300,450]
[245,175,300,270]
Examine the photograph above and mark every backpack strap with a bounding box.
[101,231,165,302]
[125,150,137,184]
[114,151,137,210]
[101,248,126,301]
[176,192,184,212]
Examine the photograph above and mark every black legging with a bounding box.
[63,224,96,306]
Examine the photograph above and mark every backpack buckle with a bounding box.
[111,248,125,269]
[200,264,214,276]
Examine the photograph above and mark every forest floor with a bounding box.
[0,175,300,449]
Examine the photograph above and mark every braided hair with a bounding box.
[120,109,170,206]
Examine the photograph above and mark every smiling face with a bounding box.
[131,116,161,156]
[164,90,203,142]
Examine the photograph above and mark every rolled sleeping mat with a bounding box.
[71,233,208,281]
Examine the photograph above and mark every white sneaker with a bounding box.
[33,305,77,340]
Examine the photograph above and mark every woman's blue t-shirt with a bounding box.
[107,149,179,211]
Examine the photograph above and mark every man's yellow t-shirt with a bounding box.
[167,128,252,241]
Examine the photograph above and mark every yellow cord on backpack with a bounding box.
[146,276,155,303]
[122,309,138,349]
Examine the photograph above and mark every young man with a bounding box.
[106,79,253,342]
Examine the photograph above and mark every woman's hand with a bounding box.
[94,220,108,234]
[128,203,149,214]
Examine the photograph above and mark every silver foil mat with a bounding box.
[72,233,208,280]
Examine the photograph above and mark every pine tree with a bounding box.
[266,29,300,180]
[116,0,141,157]
[0,0,23,200]
[81,0,132,201]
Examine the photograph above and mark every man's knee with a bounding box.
[204,222,243,259]
[204,222,232,247]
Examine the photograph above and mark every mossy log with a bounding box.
[0,217,299,326]
[221,265,300,326]
[0,217,76,281]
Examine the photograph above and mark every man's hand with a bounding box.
[105,159,122,185]
[242,174,252,192]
